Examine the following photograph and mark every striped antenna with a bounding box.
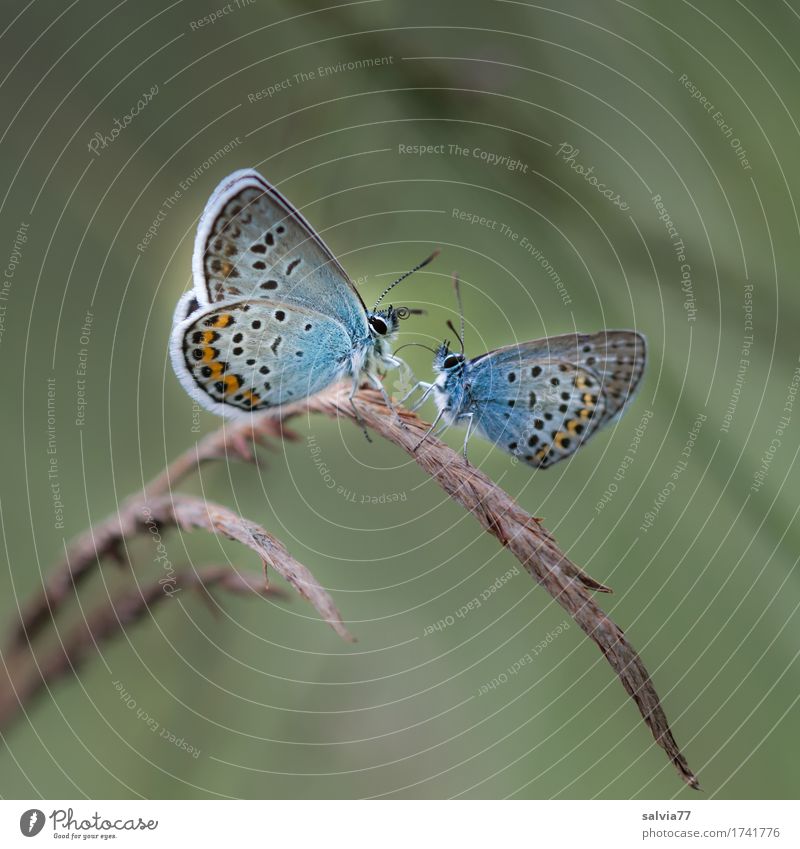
[372,249,440,310]
[447,272,465,352]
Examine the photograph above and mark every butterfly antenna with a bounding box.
[394,342,438,356]
[395,307,426,320]
[372,249,440,310]
[443,274,466,352]
[446,321,463,352]
[452,272,465,351]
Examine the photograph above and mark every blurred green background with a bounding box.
[1,0,798,799]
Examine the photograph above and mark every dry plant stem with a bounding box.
[152,495,352,641]
[13,493,351,650]
[11,418,292,650]
[6,381,697,788]
[0,567,284,731]
[293,384,699,789]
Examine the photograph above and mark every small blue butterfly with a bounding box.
[170,169,431,422]
[409,277,646,467]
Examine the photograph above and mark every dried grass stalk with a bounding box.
[11,418,294,649]
[3,381,697,788]
[150,495,352,641]
[292,384,699,789]
[12,493,350,649]
[0,566,284,730]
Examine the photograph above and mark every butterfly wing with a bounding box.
[192,169,368,335]
[466,330,646,468]
[170,298,354,416]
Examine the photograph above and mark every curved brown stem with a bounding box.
[291,384,699,789]
[10,417,292,650]
[0,566,285,732]
[2,383,697,788]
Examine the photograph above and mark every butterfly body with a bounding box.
[170,169,412,417]
[427,331,646,468]
[430,358,470,427]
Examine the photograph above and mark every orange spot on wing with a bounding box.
[222,375,242,395]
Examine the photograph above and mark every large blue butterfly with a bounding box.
[170,169,430,420]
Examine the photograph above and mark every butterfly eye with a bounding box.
[369,316,388,335]
[443,354,462,369]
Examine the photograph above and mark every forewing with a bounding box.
[170,298,353,416]
[468,331,646,468]
[192,169,367,333]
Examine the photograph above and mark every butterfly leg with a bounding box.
[366,372,408,430]
[397,380,428,406]
[461,413,475,464]
[348,375,373,443]
[412,409,445,452]
[408,382,437,413]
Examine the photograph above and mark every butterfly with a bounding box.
[169,169,432,423]
[408,277,646,467]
